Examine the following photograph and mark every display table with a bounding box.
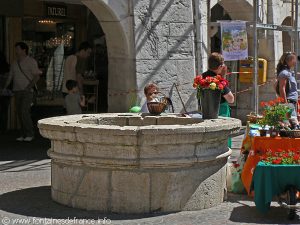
[241,137,300,194]
[252,161,300,213]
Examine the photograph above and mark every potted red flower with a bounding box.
[193,74,229,119]
[259,97,292,137]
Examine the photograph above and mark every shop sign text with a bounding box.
[47,5,67,18]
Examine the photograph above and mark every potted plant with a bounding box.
[193,74,229,119]
[260,97,292,137]
[258,117,268,137]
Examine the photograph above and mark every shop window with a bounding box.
[22,17,75,100]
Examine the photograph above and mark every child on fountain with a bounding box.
[65,80,85,115]
[141,83,159,113]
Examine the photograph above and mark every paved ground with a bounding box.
[1,130,300,225]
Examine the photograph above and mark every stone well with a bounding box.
[38,113,241,213]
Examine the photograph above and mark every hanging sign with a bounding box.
[46,4,67,18]
[220,21,248,61]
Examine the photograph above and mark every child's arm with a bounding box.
[80,95,86,107]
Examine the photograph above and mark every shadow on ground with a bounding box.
[0,131,50,160]
[227,193,300,224]
[0,105,63,162]
[230,205,300,224]
[1,186,300,224]
[0,186,171,221]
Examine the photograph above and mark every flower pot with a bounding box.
[270,128,279,138]
[259,130,267,137]
[199,89,221,119]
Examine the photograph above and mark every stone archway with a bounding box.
[212,0,253,21]
[282,17,292,53]
[82,0,135,112]
[210,0,254,54]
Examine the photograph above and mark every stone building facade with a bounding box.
[5,0,298,121]
[81,0,298,121]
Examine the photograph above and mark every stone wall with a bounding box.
[79,0,297,117]
[133,0,197,113]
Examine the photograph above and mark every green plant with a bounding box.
[260,98,292,129]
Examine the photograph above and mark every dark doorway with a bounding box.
[210,4,232,53]
[0,16,5,52]
[87,11,108,113]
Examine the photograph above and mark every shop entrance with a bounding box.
[23,0,134,116]
[22,12,109,114]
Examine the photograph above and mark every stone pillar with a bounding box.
[133,0,197,113]
[82,0,136,112]
[196,0,209,72]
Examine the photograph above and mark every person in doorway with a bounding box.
[141,83,159,113]
[276,52,299,128]
[62,41,92,97]
[65,80,85,115]
[202,52,234,147]
[0,51,11,133]
[4,42,42,141]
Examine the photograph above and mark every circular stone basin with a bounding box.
[38,113,241,213]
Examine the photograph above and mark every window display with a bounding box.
[22,17,75,100]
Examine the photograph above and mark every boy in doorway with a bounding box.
[65,80,85,115]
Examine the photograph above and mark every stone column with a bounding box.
[133,0,197,113]
[198,0,209,72]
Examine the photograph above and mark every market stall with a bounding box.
[235,97,300,219]
[241,136,300,194]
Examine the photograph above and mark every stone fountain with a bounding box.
[38,113,241,213]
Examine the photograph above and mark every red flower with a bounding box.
[218,84,224,90]
[272,158,282,164]
[283,153,289,158]
[260,102,267,107]
[276,97,285,103]
[206,77,213,83]
[233,163,240,168]
[216,75,222,80]
[268,100,275,106]
[294,155,300,161]
[193,74,229,90]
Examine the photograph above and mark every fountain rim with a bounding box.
[38,113,241,134]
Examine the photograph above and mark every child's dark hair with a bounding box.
[15,42,29,55]
[66,80,78,91]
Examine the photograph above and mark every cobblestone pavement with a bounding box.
[1,131,300,225]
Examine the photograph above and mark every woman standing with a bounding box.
[0,51,11,132]
[276,52,299,128]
